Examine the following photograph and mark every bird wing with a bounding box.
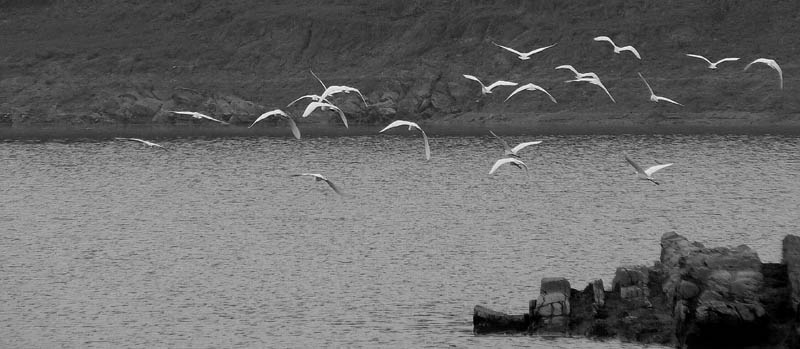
[287,117,301,139]
[420,129,431,161]
[309,69,327,90]
[504,84,531,102]
[644,163,673,176]
[619,46,641,59]
[302,102,328,117]
[489,130,512,153]
[591,79,616,103]
[195,112,229,124]
[577,72,600,80]
[555,65,579,76]
[637,73,655,96]
[379,120,414,133]
[249,109,287,128]
[322,178,343,195]
[489,158,527,174]
[485,80,518,92]
[320,85,367,106]
[624,154,646,175]
[287,94,321,107]
[330,104,349,128]
[593,36,613,45]
[713,57,739,65]
[685,54,712,65]
[510,141,542,154]
[654,95,684,106]
[462,74,485,89]
[492,42,525,57]
[293,173,323,179]
[167,111,195,116]
[522,43,557,56]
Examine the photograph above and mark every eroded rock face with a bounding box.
[783,235,800,313]
[532,277,571,334]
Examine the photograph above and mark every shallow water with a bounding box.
[1,133,798,348]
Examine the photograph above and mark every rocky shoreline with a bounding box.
[473,232,800,349]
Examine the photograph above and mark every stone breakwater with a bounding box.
[474,232,800,349]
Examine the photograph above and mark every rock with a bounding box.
[532,277,571,334]
[783,235,800,312]
[472,305,528,334]
[590,279,605,307]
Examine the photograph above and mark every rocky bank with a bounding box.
[473,232,800,348]
[1,1,799,134]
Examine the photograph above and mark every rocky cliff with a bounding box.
[474,232,800,349]
[1,1,798,132]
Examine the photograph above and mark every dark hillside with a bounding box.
[1,0,798,132]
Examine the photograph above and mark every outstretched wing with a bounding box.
[489,130,512,153]
[510,141,542,154]
[462,74,485,89]
[492,42,525,57]
[644,163,673,176]
[485,80,518,92]
[619,46,641,59]
[624,154,646,175]
[322,178,343,195]
[713,57,740,66]
[522,43,557,56]
[555,65,579,76]
[249,109,288,128]
[637,73,655,96]
[490,158,527,174]
[420,130,431,161]
[654,96,684,106]
[287,94,322,107]
[593,36,614,45]
[685,54,712,65]
[379,120,415,133]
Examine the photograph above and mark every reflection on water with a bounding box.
[1,134,798,348]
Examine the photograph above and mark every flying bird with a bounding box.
[492,42,557,60]
[463,75,518,95]
[744,58,783,89]
[489,157,529,176]
[319,85,368,107]
[379,120,431,160]
[624,154,673,185]
[310,69,327,90]
[114,137,167,150]
[593,36,641,59]
[489,130,542,158]
[685,54,739,69]
[167,111,230,125]
[565,77,616,103]
[302,101,349,128]
[638,73,683,106]
[555,65,600,80]
[248,109,301,139]
[287,94,329,108]
[504,83,557,103]
[291,173,343,195]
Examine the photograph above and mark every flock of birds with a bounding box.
[114,34,786,194]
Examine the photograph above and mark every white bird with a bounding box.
[319,85,368,107]
[114,137,167,150]
[565,77,616,103]
[685,54,739,69]
[555,65,600,80]
[379,120,431,160]
[167,111,230,125]
[302,101,348,128]
[638,73,683,106]
[504,83,557,103]
[493,42,557,60]
[463,75,518,95]
[624,154,673,185]
[489,157,528,175]
[291,173,343,195]
[489,130,542,158]
[248,109,301,139]
[593,36,641,60]
[744,58,783,89]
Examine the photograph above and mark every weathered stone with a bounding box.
[783,235,800,311]
[590,279,605,307]
[473,305,528,334]
[676,280,700,299]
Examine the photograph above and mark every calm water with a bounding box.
[1,133,798,348]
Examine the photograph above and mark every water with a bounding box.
[1,133,798,348]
